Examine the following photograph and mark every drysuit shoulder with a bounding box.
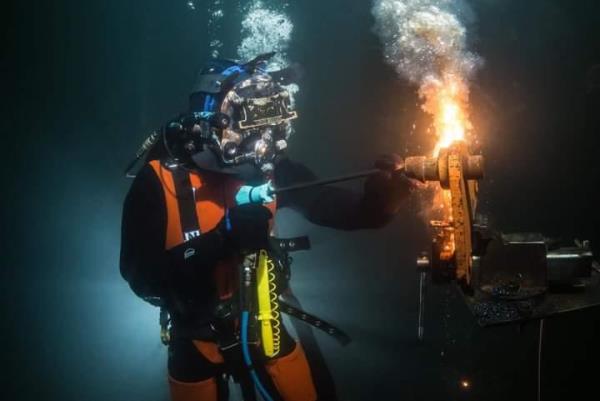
[120,163,168,304]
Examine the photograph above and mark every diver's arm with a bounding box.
[119,164,228,306]
[274,158,412,230]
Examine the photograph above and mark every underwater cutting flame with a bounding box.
[435,99,465,153]
[372,0,481,260]
[422,74,472,157]
[427,74,473,259]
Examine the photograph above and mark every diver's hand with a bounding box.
[374,153,404,173]
[367,154,419,214]
[219,204,273,252]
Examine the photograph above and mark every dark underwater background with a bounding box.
[2,1,600,400]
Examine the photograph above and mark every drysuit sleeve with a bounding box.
[119,164,227,306]
[274,158,412,230]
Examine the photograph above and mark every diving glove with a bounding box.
[367,154,419,215]
[235,182,275,205]
[374,153,405,173]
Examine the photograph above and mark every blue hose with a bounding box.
[225,209,232,231]
[241,311,274,401]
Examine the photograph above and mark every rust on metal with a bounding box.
[404,141,482,287]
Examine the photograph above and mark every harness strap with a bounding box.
[171,167,202,241]
[167,303,350,347]
[278,301,351,346]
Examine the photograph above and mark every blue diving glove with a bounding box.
[235,182,275,205]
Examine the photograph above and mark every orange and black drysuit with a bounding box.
[120,156,410,401]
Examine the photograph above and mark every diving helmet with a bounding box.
[186,53,298,175]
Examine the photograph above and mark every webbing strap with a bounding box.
[272,236,311,253]
[171,167,202,241]
[278,301,351,346]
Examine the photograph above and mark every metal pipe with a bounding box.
[404,154,484,183]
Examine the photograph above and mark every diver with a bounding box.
[120,53,417,401]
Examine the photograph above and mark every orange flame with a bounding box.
[420,73,472,157]
[422,73,473,259]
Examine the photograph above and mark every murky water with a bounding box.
[3,1,600,400]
